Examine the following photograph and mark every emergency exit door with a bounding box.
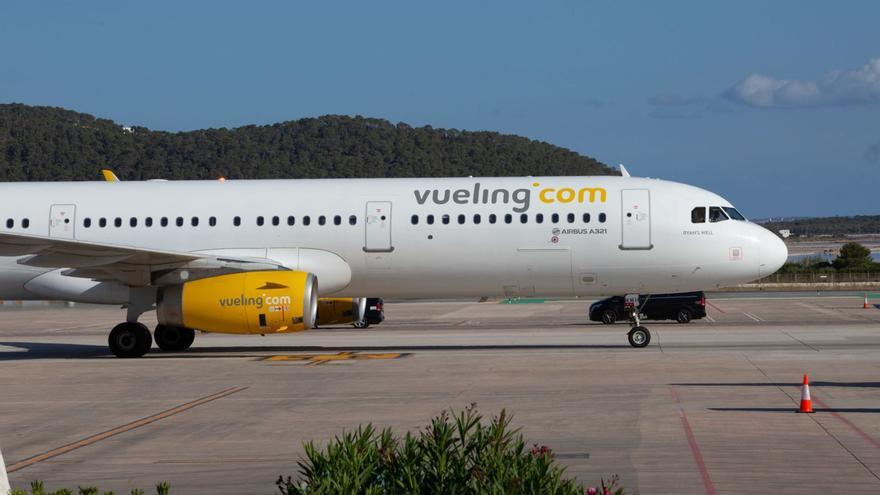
[49,204,76,239]
[364,201,393,252]
[620,189,652,250]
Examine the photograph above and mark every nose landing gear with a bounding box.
[624,293,651,348]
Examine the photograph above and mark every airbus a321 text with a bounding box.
[0,174,787,356]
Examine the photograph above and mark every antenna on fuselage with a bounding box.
[618,163,631,177]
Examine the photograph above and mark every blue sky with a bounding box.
[1,1,878,217]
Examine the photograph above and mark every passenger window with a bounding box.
[583,213,591,223]
[473,214,481,224]
[551,213,559,223]
[691,207,706,224]
[130,217,137,227]
[709,206,729,223]
[191,217,199,227]
[349,215,357,225]
[489,214,497,224]
[567,213,575,223]
[161,217,168,227]
[114,217,122,227]
[723,207,746,221]
[5,219,12,229]
[99,218,107,228]
[256,216,264,226]
[209,216,216,227]
[442,214,450,225]
[457,214,465,224]
[318,215,326,225]
[303,216,311,226]
[599,213,606,223]
[411,215,419,225]
[536,213,544,224]
[288,216,295,226]
[334,215,341,226]
[176,217,184,227]
[84,218,92,228]
[22,218,29,229]
[504,214,512,224]
[233,216,241,226]
[145,217,153,227]
[272,216,280,226]
[520,213,528,224]
[426,214,434,225]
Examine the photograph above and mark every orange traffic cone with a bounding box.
[798,374,814,413]
[865,294,871,309]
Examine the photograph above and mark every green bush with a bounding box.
[277,405,625,494]
[8,480,169,495]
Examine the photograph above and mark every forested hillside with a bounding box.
[0,104,614,181]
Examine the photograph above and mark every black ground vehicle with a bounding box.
[589,291,707,325]
[354,297,385,328]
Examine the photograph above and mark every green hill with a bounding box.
[762,216,880,237]
[0,103,614,181]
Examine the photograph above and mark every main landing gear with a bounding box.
[107,288,196,358]
[108,323,196,358]
[624,293,651,348]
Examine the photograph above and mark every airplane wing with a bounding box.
[0,231,285,286]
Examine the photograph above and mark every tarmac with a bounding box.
[1,292,880,494]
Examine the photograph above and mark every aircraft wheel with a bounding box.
[627,326,651,348]
[154,325,195,352]
[601,309,617,325]
[676,308,692,324]
[109,322,152,358]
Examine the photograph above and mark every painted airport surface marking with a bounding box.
[262,351,408,365]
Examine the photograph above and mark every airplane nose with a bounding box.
[760,229,788,276]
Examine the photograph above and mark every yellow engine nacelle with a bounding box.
[157,271,317,334]
[316,297,367,326]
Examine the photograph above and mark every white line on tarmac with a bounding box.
[743,312,764,322]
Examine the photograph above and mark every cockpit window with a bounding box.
[691,207,706,223]
[709,206,729,223]
[723,207,746,221]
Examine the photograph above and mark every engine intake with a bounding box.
[316,297,367,326]
[157,271,317,334]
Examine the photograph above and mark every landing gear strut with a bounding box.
[624,293,651,348]
[154,325,195,352]
[109,322,153,358]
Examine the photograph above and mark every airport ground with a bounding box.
[2,293,880,494]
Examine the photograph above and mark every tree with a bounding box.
[833,242,873,270]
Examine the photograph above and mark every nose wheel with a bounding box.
[627,326,651,348]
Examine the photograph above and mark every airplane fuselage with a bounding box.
[0,176,787,301]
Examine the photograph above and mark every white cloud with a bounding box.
[727,57,880,108]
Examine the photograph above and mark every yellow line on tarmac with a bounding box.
[6,386,248,473]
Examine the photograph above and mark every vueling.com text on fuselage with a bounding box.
[413,182,607,213]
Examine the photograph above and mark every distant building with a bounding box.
[778,229,791,238]
[121,126,134,134]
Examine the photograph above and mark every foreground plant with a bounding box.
[277,404,626,494]
[8,480,170,495]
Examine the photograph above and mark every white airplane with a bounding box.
[0,174,786,356]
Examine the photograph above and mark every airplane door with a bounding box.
[620,189,652,250]
[364,201,393,252]
[49,204,76,239]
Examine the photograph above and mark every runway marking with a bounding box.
[743,312,763,322]
[813,396,880,450]
[669,386,717,495]
[6,386,248,473]
[263,352,407,365]
[704,315,715,323]
[705,301,726,314]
